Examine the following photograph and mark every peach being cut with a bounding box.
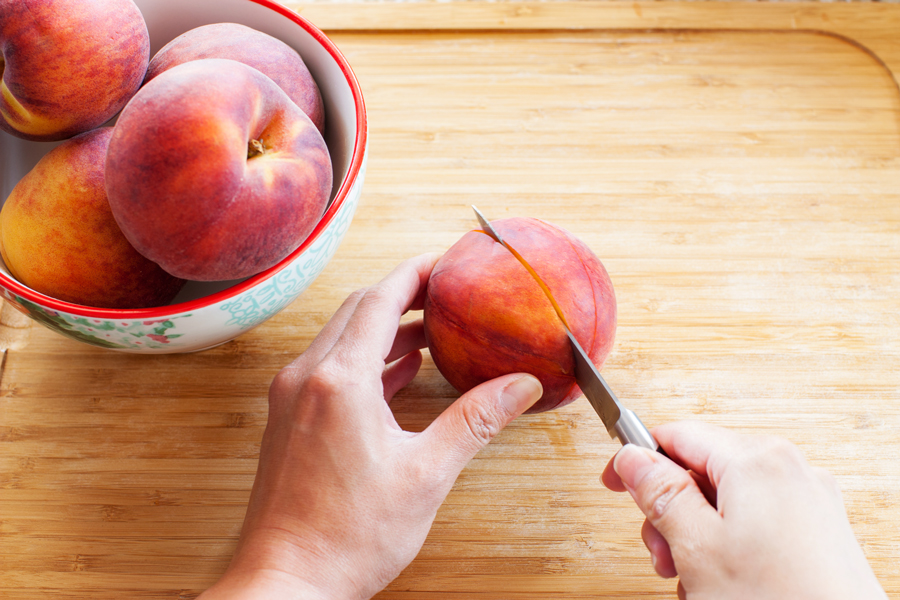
[145,22,325,135]
[0,127,186,309]
[0,0,149,141]
[105,58,333,282]
[423,218,617,413]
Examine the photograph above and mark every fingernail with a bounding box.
[500,375,543,414]
[614,443,659,492]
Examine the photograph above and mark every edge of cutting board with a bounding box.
[286,1,900,87]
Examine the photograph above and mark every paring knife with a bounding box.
[471,206,665,454]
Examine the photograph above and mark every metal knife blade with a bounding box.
[472,205,504,245]
[566,329,622,438]
[567,329,661,452]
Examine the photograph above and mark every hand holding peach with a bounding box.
[106,58,333,282]
[0,0,149,141]
[424,218,617,413]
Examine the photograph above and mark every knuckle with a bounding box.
[345,286,369,306]
[812,465,836,484]
[268,367,300,410]
[760,434,801,457]
[459,401,502,446]
[361,284,392,309]
[753,435,806,468]
[268,361,347,421]
[642,471,695,523]
[812,466,844,499]
[360,282,410,321]
[269,367,294,398]
[301,362,346,399]
[731,434,812,483]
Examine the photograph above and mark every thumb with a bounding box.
[420,373,542,476]
[614,444,721,550]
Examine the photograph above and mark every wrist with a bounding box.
[199,566,332,600]
[199,526,362,600]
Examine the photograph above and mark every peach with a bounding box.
[0,0,149,141]
[423,217,617,413]
[145,22,325,135]
[105,58,332,282]
[0,127,186,308]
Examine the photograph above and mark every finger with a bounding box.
[417,374,542,482]
[386,319,427,365]
[677,580,687,600]
[641,519,677,578]
[304,287,367,357]
[605,420,737,495]
[689,470,718,508]
[604,453,719,509]
[605,421,738,497]
[601,453,626,492]
[613,444,721,551]
[383,350,423,403]
[275,287,367,387]
[333,253,439,368]
[604,450,719,508]
[652,420,760,490]
[812,465,846,509]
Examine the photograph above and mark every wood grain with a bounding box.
[2,4,900,599]
[289,0,900,86]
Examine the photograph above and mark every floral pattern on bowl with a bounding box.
[11,297,190,350]
[0,156,364,354]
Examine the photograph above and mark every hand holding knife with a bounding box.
[472,206,666,455]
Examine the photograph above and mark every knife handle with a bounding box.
[614,408,670,459]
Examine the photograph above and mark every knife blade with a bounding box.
[472,205,663,453]
[566,328,662,453]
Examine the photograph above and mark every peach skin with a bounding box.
[424,217,617,413]
[105,59,333,282]
[0,0,149,141]
[0,127,186,308]
[145,22,325,135]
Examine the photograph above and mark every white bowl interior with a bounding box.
[0,0,359,306]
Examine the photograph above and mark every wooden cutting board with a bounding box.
[2,2,899,598]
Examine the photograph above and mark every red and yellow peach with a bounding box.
[0,127,186,308]
[424,217,617,413]
[0,0,149,141]
[105,58,333,282]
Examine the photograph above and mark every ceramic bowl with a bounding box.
[0,0,366,353]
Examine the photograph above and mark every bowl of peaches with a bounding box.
[0,0,366,353]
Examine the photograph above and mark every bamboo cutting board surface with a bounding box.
[2,2,900,598]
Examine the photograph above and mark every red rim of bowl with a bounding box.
[0,0,367,320]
